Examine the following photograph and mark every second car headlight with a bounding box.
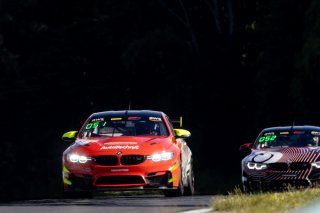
[68,154,91,163]
[247,162,267,170]
[147,152,174,162]
[312,161,320,168]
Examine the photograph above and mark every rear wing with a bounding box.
[171,116,183,128]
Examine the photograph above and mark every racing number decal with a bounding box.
[85,121,107,129]
[258,135,277,143]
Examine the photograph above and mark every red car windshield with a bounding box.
[79,115,169,137]
[255,130,320,148]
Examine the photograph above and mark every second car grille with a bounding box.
[289,162,310,170]
[121,155,146,165]
[268,163,288,171]
[268,162,311,171]
[94,155,118,166]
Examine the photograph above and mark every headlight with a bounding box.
[246,162,267,170]
[312,161,320,168]
[147,152,174,162]
[68,154,91,163]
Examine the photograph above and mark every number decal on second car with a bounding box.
[258,135,277,143]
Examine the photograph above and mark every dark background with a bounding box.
[1,0,320,200]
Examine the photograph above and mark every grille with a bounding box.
[289,162,310,170]
[95,176,145,185]
[268,163,288,171]
[268,162,311,171]
[94,155,118,166]
[121,155,146,165]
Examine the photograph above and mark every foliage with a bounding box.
[213,186,320,213]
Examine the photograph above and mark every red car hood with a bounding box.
[70,136,174,156]
[248,147,320,163]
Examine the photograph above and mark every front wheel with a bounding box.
[241,182,250,193]
[184,162,194,196]
[163,166,184,197]
[242,181,263,193]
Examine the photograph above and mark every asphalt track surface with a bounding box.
[0,194,214,213]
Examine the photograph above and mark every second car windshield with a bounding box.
[255,130,320,148]
[80,115,169,137]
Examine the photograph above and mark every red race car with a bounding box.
[62,110,194,197]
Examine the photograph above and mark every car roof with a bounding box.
[90,110,164,118]
[262,125,320,132]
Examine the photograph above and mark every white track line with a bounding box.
[179,208,212,213]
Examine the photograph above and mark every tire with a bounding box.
[241,182,250,193]
[184,161,194,196]
[164,165,184,197]
[242,181,263,193]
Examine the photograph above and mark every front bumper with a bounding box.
[63,160,180,191]
[242,169,320,190]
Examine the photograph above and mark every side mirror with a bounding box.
[174,129,191,138]
[239,143,253,152]
[62,131,78,142]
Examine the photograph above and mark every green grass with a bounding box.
[212,186,320,213]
